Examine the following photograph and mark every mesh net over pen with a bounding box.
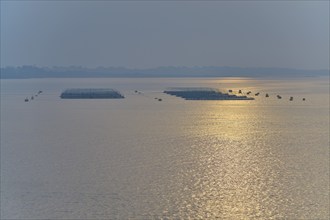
[60,88,124,99]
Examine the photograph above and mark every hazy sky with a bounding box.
[1,1,329,69]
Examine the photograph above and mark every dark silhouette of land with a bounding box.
[0,66,328,79]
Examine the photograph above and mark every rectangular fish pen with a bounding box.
[164,87,254,100]
[60,88,124,99]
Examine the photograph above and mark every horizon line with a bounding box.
[1,65,329,71]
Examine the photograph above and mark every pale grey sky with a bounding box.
[1,1,329,69]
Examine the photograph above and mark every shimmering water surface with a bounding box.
[1,77,329,219]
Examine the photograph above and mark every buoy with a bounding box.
[290,97,293,101]
[265,93,269,97]
[302,98,306,101]
[24,98,29,102]
[238,90,242,94]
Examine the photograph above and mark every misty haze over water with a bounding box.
[1,1,329,69]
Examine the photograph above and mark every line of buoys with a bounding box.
[227,89,307,102]
[24,90,43,102]
[134,90,164,102]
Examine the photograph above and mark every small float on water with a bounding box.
[31,96,34,100]
[158,98,162,101]
[289,97,293,101]
[265,93,269,97]
[24,98,29,102]
[255,92,260,96]
[238,90,242,94]
[247,91,251,95]
[277,95,282,99]
[302,98,306,101]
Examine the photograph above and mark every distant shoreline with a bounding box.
[1,66,328,79]
[1,76,329,80]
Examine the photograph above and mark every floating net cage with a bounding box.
[163,87,254,100]
[60,88,124,99]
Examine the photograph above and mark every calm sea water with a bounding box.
[1,77,329,219]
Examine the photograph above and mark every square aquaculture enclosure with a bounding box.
[60,88,124,99]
